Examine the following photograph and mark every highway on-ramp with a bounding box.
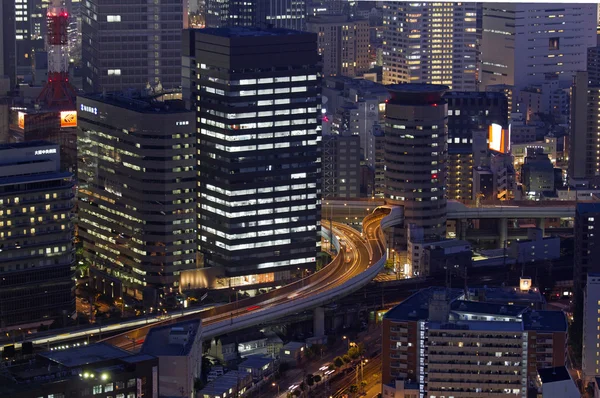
[103,208,393,350]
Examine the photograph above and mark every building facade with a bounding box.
[481,3,597,90]
[77,93,196,303]
[0,141,75,330]
[205,0,306,31]
[570,71,600,186]
[184,27,321,286]
[382,287,568,397]
[444,91,508,201]
[574,203,600,296]
[322,134,360,198]
[81,0,184,93]
[384,84,448,247]
[306,14,369,78]
[583,273,600,384]
[382,2,481,91]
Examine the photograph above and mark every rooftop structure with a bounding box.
[141,319,201,357]
[382,286,568,395]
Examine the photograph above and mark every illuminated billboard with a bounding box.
[60,111,77,128]
[18,112,25,129]
[488,123,510,154]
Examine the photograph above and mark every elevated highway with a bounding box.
[323,199,575,221]
[97,206,403,349]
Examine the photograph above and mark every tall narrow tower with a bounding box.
[37,1,76,108]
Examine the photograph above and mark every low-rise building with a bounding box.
[199,370,252,398]
[535,366,580,398]
[208,330,283,363]
[0,343,158,398]
[238,355,274,381]
[279,342,306,366]
[507,228,561,264]
[140,320,202,398]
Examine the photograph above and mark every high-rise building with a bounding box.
[0,1,16,89]
[77,92,196,304]
[444,91,508,201]
[382,2,481,91]
[570,71,600,185]
[481,3,597,90]
[205,0,305,31]
[521,149,555,199]
[384,84,448,247]
[322,134,360,198]
[81,0,184,93]
[184,27,321,286]
[0,141,75,330]
[382,286,568,397]
[306,14,369,78]
[574,203,600,296]
[588,46,600,86]
[14,0,47,82]
[583,273,600,384]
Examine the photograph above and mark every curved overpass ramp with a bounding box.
[102,206,403,348]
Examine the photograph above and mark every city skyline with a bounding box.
[0,2,597,398]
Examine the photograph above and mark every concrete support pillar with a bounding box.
[536,218,545,235]
[498,218,508,249]
[459,219,468,241]
[313,307,325,337]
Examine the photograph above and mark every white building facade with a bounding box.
[382,1,480,91]
[481,3,597,90]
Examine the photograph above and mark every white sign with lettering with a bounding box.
[34,148,57,155]
[80,104,98,115]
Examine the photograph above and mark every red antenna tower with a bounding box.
[37,1,76,108]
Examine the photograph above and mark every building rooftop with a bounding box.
[451,300,528,318]
[537,366,572,384]
[141,319,200,357]
[383,287,465,322]
[78,91,190,114]
[239,355,273,370]
[522,310,567,332]
[199,370,251,396]
[198,26,310,38]
[282,341,305,350]
[469,285,545,305]
[39,343,130,368]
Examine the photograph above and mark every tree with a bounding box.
[328,364,335,371]
[306,374,314,388]
[361,380,368,390]
[313,375,322,384]
[342,354,352,364]
[349,384,359,395]
[333,356,344,368]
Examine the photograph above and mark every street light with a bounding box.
[272,382,280,396]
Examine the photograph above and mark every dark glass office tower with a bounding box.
[184,27,321,287]
[206,0,306,31]
[81,0,184,93]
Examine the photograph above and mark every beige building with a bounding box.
[307,15,370,77]
[382,2,480,91]
[141,320,202,398]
